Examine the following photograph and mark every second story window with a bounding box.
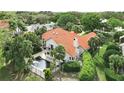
[51,45,54,50]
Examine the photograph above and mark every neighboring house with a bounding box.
[26,22,56,32]
[42,28,96,62]
[114,27,124,32]
[14,22,56,35]
[120,35,124,56]
[0,20,9,29]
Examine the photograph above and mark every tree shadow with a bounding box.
[0,65,13,81]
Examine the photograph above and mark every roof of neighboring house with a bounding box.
[0,20,9,29]
[42,28,96,56]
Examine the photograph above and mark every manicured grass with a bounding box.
[83,45,107,81]
[95,45,107,81]
[96,66,106,81]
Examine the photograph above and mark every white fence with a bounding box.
[30,65,45,78]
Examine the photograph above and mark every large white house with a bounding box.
[42,28,96,61]
[30,28,96,78]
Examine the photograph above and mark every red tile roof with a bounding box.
[0,20,9,29]
[78,32,96,49]
[42,28,96,56]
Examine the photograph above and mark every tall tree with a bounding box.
[9,18,26,31]
[81,13,102,32]
[88,36,101,57]
[65,22,74,31]
[50,46,65,80]
[109,54,124,74]
[57,14,78,28]
[3,36,33,80]
[71,25,83,33]
[107,17,122,29]
[23,32,42,54]
[35,26,47,36]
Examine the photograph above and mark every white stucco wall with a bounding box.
[45,39,85,62]
[120,43,124,56]
[75,46,84,58]
[64,53,72,61]
[73,37,79,48]
[46,39,58,48]
[122,45,124,56]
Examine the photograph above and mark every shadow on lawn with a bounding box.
[0,65,13,81]
[0,64,33,81]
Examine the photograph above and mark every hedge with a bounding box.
[62,61,81,72]
[105,68,124,81]
[79,60,96,81]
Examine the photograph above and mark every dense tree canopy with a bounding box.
[81,14,102,32]
[35,26,47,36]
[3,36,33,80]
[71,25,83,33]
[57,14,78,28]
[109,54,124,74]
[51,45,65,61]
[35,15,49,24]
[103,49,120,67]
[88,36,101,57]
[65,22,74,31]
[113,32,124,42]
[23,32,42,54]
[107,17,123,29]
[9,18,26,31]
[106,44,120,52]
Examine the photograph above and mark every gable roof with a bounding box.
[77,32,96,49]
[0,20,9,29]
[42,28,96,56]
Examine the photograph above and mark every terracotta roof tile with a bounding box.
[0,20,9,29]
[42,28,96,56]
[78,32,96,49]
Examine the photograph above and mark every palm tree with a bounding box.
[88,36,101,57]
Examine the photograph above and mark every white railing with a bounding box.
[30,65,45,78]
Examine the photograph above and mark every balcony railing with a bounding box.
[30,65,45,78]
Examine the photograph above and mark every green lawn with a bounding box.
[95,45,107,81]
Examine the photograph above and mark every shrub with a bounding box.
[105,68,124,81]
[62,61,81,72]
[79,60,96,81]
[106,44,120,52]
[103,49,120,67]
[43,68,53,81]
